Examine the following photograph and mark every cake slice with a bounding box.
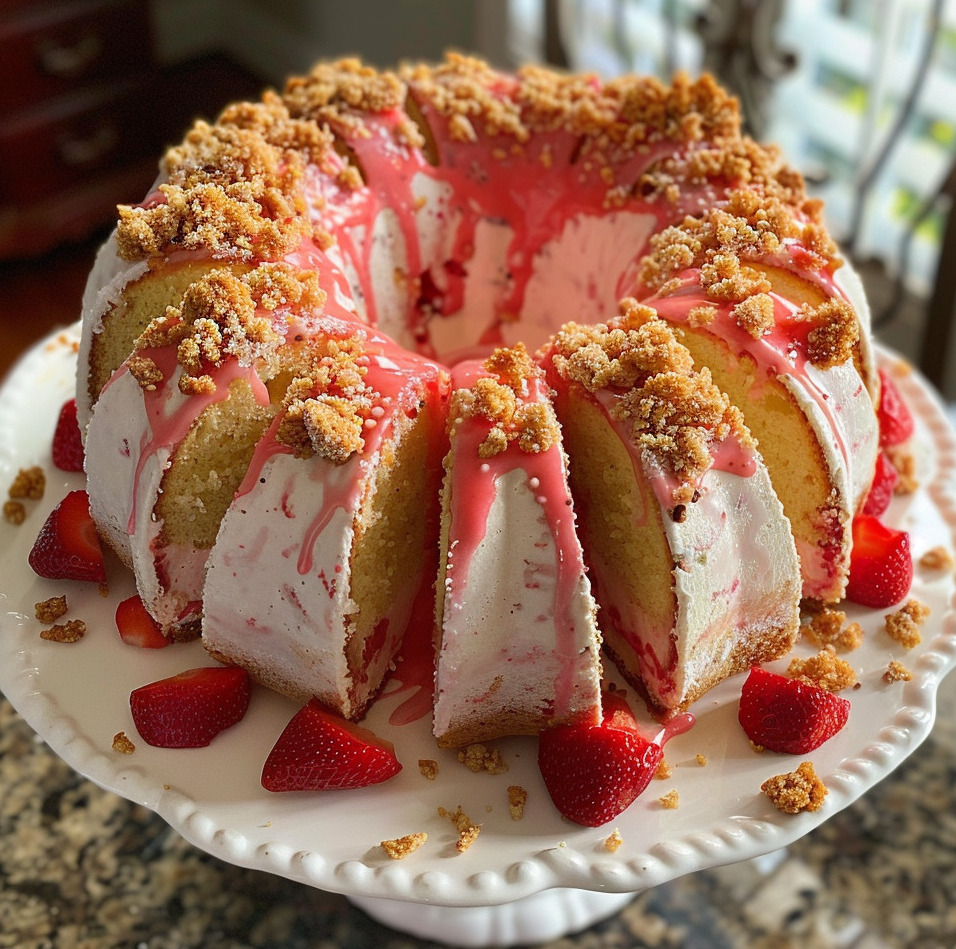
[433,345,603,746]
[201,323,449,720]
[540,301,801,717]
[84,264,336,637]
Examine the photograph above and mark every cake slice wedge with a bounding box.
[540,300,801,717]
[433,345,603,747]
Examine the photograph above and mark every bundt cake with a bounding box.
[77,54,882,737]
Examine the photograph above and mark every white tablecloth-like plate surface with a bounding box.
[2,326,955,913]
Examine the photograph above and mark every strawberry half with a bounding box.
[877,368,914,447]
[28,490,106,583]
[846,514,912,608]
[130,666,251,747]
[261,700,402,792]
[861,451,899,517]
[738,666,850,754]
[51,398,84,472]
[538,693,663,827]
[116,594,170,649]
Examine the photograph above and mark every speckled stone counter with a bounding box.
[2,674,956,949]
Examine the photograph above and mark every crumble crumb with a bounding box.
[787,645,857,691]
[883,660,913,684]
[418,759,439,780]
[380,832,428,859]
[3,501,25,524]
[887,446,918,493]
[35,595,68,624]
[659,789,680,809]
[919,546,954,570]
[749,740,765,753]
[801,607,864,651]
[457,743,508,774]
[39,620,86,643]
[885,599,930,649]
[112,732,135,755]
[761,761,827,814]
[438,805,481,852]
[604,829,623,852]
[9,466,45,500]
[696,753,707,766]
[655,758,673,779]
[507,785,527,821]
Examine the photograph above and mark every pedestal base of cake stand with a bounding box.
[348,887,637,946]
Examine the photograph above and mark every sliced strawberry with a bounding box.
[738,666,850,754]
[261,700,402,792]
[861,451,899,517]
[116,595,170,649]
[846,514,912,608]
[877,368,914,447]
[28,490,106,583]
[538,693,664,827]
[51,398,84,472]
[130,666,250,747]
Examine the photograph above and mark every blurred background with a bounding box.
[2,0,955,395]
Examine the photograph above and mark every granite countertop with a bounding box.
[2,673,956,949]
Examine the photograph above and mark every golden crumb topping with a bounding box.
[133,267,310,396]
[457,743,508,774]
[112,731,136,755]
[883,660,913,684]
[732,292,775,339]
[801,607,864,651]
[787,645,857,692]
[380,832,428,859]
[418,759,439,780]
[275,339,372,463]
[116,121,313,262]
[920,546,954,570]
[888,446,918,494]
[438,805,481,852]
[884,599,930,649]
[761,761,827,814]
[507,785,528,821]
[549,301,753,481]
[640,189,836,294]
[696,753,708,766]
[9,466,45,500]
[655,759,673,780]
[604,829,624,852]
[35,595,68,624]
[658,789,680,809]
[40,619,86,643]
[3,501,25,524]
[450,345,559,458]
[803,298,859,369]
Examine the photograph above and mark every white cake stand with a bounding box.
[2,327,955,946]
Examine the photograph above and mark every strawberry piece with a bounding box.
[261,700,402,792]
[877,368,914,447]
[51,398,84,472]
[846,514,912,608]
[130,666,250,747]
[28,490,106,583]
[115,594,170,648]
[538,693,664,827]
[861,451,899,517]
[738,666,850,754]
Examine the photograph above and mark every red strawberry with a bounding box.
[28,490,106,583]
[861,451,899,517]
[116,595,170,649]
[846,514,912,608]
[877,368,914,447]
[738,666,849,754]
[537,693,664,827]
[51,398,84,472]
[261,700,402,791]
[130,666,250,747]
